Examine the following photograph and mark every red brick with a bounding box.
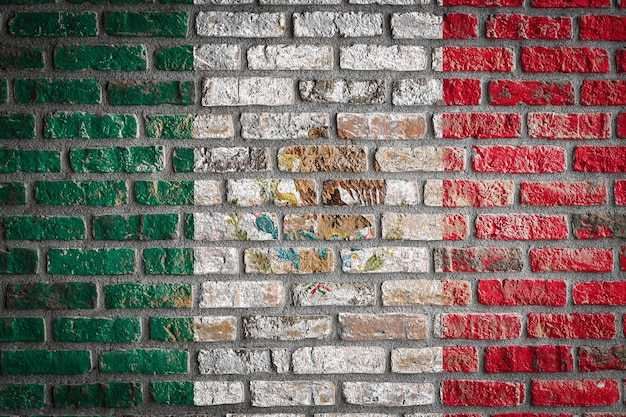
[437,313,522,340]
[473,146,566,174]
[574,282,626,305]
[485,345,573,373]
[622,247,626,271]
[528,113,611,140]
[443,346,478,372]
[476,214,568,240]
[521,181,606,206]
[530,247,613,272]
[579,346,626,371]
[528,313,616,339]
[582,80,626,106]
[531,380,619,406]
[616,181,626,205]
[617,50,626,73]
[443,14,478,39]
[338,313,428,341]
[618,113,626,138]
[427,179,514,207]
[489,81,573,106]
[442,380,524,406]
[443,79,481,105]
[436,47,514,72]
[486,14,572,39]
[478,279,567,306]
[580,15,626,41]
[435,113,521,139]
[572,212,626,239]
[434,247,523,273]
[521,47,609,73]
[574,147,626,173]
[532,0,609,6]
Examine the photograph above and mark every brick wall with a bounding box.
[0,0,625,414]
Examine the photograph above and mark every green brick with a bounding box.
[0,114,36,139]
[105,283,192,309]
[0,183,26,206]
[144,248,194,275]
[35,180,127,206]
[14,78,100,104]
[2,350,91,375]
[155,46,193,71]
[151,381,193,405]
[9,12,97,37]
[4,216,86,240]
[44,112,137,139]
[0,384,44,409]
[172,147,195,172]
[184,213,194,239]
[104,12,189,37]
[55,45,147,71]
[100,349,188,374]
[48,248,136,275]
[0,149,60,173]
[94,214,178,241]
[135,180,194,205]
[149,317,194,342]
[54,317,141,343]
[0,318,45,342]
[145,114,194,139]
[108,81,194,106]
[0,249,38,275]
[70,146,164,173]
[6,282,97,310]
[53,382,141,408]
[0,80,7,103]
[0,46,44,70]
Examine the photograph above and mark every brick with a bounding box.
[617,181,626,204]
[4,216,86,240]
[94,214,178,240]
[6,282,96,310]
[186,212,278,241]
[14,78,100,104]
[443,78,482,105]
[341,45,426,71]
[145,247,238,275]
[575,147,626,172]
[2,350,91,375]
[0,114,35,139]
[574,282,626,305]
[54,317,140,342]
[533,0,609,5]
[105,283,192,309]
[391,347,444,373]
[0,249,38,275]
[48,248,135,275]
[434,113,521,139]
[150,316,237,342]
[485,346,573,373]
[200,281,284,308]
[582,80,626,106]
[0,149,60,173]
[531,380,619,406]
[618,50,626,73]
[443,346,479,372]
[341,247,429,273]
[70,146,164,173]
[197,12,285,37]
[478,279,567,306]
[293,346,385,374]
[474,145,566,174]
[440,0,523,4]
[490,81,574,106]
[383,213,468,240]
[382,279,471,306]
[342,382,434,406]
[579,15,626,41]
[52,382,141,408]
[249,45,333,70]
[572,212,626,239]
[294,12,382,37]
[100,349,188,374]
[521,47,609,73]
[278,146,367,172]
[300,79,385,104]
[245,247,333,274]
[194,44,241,70]
[241,113,330,140]
[486,14,572,39]
[0,384,44,409]
[579,346,626,371]
[521,181,606,206]
[203,77,292,106]
[104,12,188,37]
[136,180,220,206]
[391,13,444,39]
[0,46,44,69]
[0,183,26,206]
[228,179,317,207]
[433,47,514,72]
[530,248,613,272]
[54,45,146,70]
[146,114,233,139]
[199,348,288,374]
[376,147,465,172]
[476,214,568,240]
[108,81,195,105]
[392,79,443,105]
[443,13,478,39]
[339,313,428,340]
[250,381,335,407]
[528,113,610,139]
[323,179,419,206]
[155,45,193,71]
[9,12,97,37]
[436,313,521,340]
[528,313,616,339]
[244,315,331,340]
[152,381,243,406]
[284,214,375,240]
[442,380,524,406]
[292,282,375,306]
[45,112,137,139]
[435,247,523,273]
[0,317,45,342]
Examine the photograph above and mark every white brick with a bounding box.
[200,281,285,308]
[385,180,420,205]
[247,45,333,70]
[251,381,335,407]
[292,346,385,374]
[194,45,241,70]
[243,315,333,340]
[193,247,239,275]
[341,247,429,273]
[382,213,465,240]
[194,180,221,206]
[198,348,289,374]
[381,279,470,306]
[196,12,285,37]
[202,77,293,106]
[227,179,316,207]
[244,247,334,274]
[193,381,245,405]
[193,316,237,341]
[192,114,234,139]
[190,212,278,241]
[392,79,444,105]
[261,0,339,3]
[294,12,382,37]
[292,282,375,306]
[391,348,443,373]
[342,382,434,406]
[375,147,457,172]
[391,13,443,39]
[340,45,427,71]
[192,147,270,173]
[241,113,330,140]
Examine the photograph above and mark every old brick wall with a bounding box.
[0,0,625,414]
